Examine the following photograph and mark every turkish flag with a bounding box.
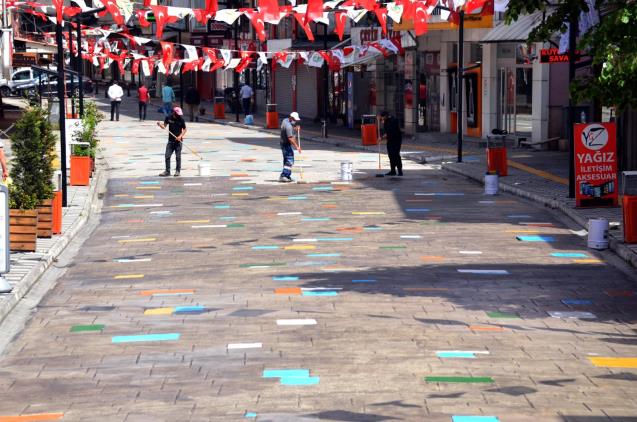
[258,0,280,22]
[210,60,225,72]
[52,0,63,23]
[136,10,151,27]
[235,57,253,73]
[294,13,315,42]
[246,10,267,42]
[375,7,388,35]
[413,1,429,36]
[160,42,174,69]
[334,11,347,41]
[202,47,218,63]
[151,6,180,39]
[132,60,140,75]
[193,9,212,26]
[398,0,415,21]
[465,0,487,13]
[304,0,323,25]
[63,6,82,18]
[206,0,219,14]
[103,0,124,26]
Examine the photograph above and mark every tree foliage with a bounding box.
[505,0,637,111]
[9,106,57,209]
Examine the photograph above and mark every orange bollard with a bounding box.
[52,190,62,234]
[214,97,225,119]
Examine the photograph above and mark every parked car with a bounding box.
[0,67,54,97]
[17,75,93,98]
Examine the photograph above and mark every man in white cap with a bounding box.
[157,106,187,177]
[279,112,302,183]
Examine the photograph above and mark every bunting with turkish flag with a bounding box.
[160,41,174,68]
[258,0,280,22]
[465,0,488,13]
[304,0,323,24]
[334,11,347,41]
[244,10,267,42]
[52,0,63,23]
[413,1,429,36]
[103,0,125,26]
[136,10,151,27]
[151,6,179,39]
[294,13,315,42]
[374,7,388,35]
[206,0,219,14]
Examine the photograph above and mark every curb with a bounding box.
[442,163,637,269]
[0,161,106,324]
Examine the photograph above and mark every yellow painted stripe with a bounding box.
[114,194,130,197]
[133,195,155,199]
[136,186,161,190]
[266,196,288,201]
[118,238,156,243]
[114,274,145,280]
[144,307,175,315]
[589,357,637,368]
[232,192,249,196]
[574,259,604,264]
[284,245,316,250]
[508,160,569,185]
[177,220,210,224]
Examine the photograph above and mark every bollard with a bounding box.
[587,218,609,250]
[214,97,225,119]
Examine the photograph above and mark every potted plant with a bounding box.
[70,143,91,186]
[9,106,56,248]
[74,101,103,176]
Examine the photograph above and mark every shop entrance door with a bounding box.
[498,67,533,137]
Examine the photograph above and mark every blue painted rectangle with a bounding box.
[174,306,206,314]
[313,186,333,191]
[317,237,353,242]
[245,412,257,418]
[302,291,338,296]
[112,333,180,343]
[233,186,254,190]
[214,205,230,209]
[139,181,160,185]
[288,196,308,200]
[405,208,431,212]
[516,235,555,242]
[364,227,383,231]
[272,276,299,281]
[551,252,588,258]
[352,279,376,283]
[307,253,341,257]
[219,216,236,220]
[253,245,280,250]
[263,369,309,378]
[561,299,593,305]
[302,218,332,221]
[437,352,476,358]
[280,376,320,385]
[452,417,499,422]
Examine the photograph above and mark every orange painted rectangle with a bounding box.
[469,325,505,332]
[230,173,249,177]
[241,158,257,162]
[0,413,64,422]
[140,289,195,296]
[605,290,634,297]
[322,204,338,209]
[127,219,144,223]
[274,287,302,295]
[336,227,364,233]
[421,256,446,262]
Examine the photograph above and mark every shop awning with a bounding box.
[481,11,545,43]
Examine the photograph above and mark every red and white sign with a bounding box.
[574,122,618,207]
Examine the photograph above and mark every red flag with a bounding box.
[413,1,429,36]
[182,58,204,73]
[304,0,323,25]
[193,9,211,25]
[235,57,253,73]
[210,60,225,72]
[398,0,415,21]
[206,0,218,14]
[370,42,390,57]
[160,42,174,68]
[202,47,218,63]
[52,0,63,23]
[151,6,180,39]
[136,10,151,27]
[258,0,280,22]
[63,6,82,18]
[103,0,124,26]
[131,60,140,75]
[391,35,405,55]
[246,10,267,42]
[375,7,388,35]
[465,0,487,13]
[334,11,346,41]
[294,13,314,42]
[143,0,151,6]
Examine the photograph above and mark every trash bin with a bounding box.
[486,132,508,177]
[214,96,225,119]
[361,114,378,146]
[622,171,637,243]
[266,104,278,129]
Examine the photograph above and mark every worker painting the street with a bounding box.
[279,112,302,183]
[379,111,403,176]
[157,107,187,177]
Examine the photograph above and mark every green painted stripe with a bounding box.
[486,311,519,319]
[226,223,245,228]
[70,324,105,332]
[425,376,494,383]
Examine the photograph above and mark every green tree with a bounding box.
[505,0,637,111]
[9,106,57,209]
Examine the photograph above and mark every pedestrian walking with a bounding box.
[185,85,201,122]
[239,83,253,116]
[379,111,403,176]
[107,80,123,121]
[156,106,187,177]
[161,80,176,117]
[279,112,302,183]
[138,83,149,121]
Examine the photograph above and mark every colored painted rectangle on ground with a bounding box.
[173,306,206,314]
[548,311,596,319]
[214,205,231,209]
[233,186,254,190]
[139,181,160,185]
[70,324,105,332]
[405,208,430,212]
[240,262,286,268]
[307,253,341,257]
[263,369,309,378]
[275,287,302,295]
[425,376,494,383]
[605,290,635,297]
[302,218,332,221]
[111,333,180,343]
[280,376,320,385]
[469,325,505,332]
[352,279,376,283]
[288,196,307,200]
[302,291,338,296]
[252,245,280,250]
[0,413,64,421]
[400,235,422,239]
[115,258,152,263]
[140,289,194,296]
[561,299,593,305]
[144,307,174,315]
[273,276,299,281]
[516,235,555,242]
[284,245,316,250]
[486,311,519,319]
[452,417,499,422]
[118,238,156,244]
[552,252,588,258]
[244,412,258,418]
[458,269,509,275]
[588,357,637,368]
[437,352,476,358]
[574,259,604,264]
[380,246,407,250]
[113,274,144,280]
[228,343,262,350]
[276,319,317,326]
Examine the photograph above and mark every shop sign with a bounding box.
[574,122,618,207]
[351,27,399,46]
[207,21,230,35]
[540,48,581,63]
[12,52,37,68]
[190,36,205,46]
[206,36,224,47]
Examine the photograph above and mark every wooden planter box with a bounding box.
[70,155,91,186]
[37,199,53,238]
[10,209,38,252]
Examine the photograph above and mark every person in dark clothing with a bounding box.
[184,86,201,122]
[156,107,187,177]
[379,111,403,176]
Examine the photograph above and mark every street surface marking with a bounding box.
[458,269,509,275]
[561,299,593,305]
[70,324,105,332]
[227,343,262,350]
[0,413,64,421]
[548,311,596,319]
[425,376,494,383]
[276,319,317,326]
[111,333,181,343]
[516,235,555,242]
[552,252,588,258]
[486,311,519,319]
[144,307,174,315]
[113,274,144,279]
[272,276,299,281]
[452,417,500,422]
[275,287,302,295]
[469,326,505,332]
[140,289,195,296]
[588,357,637,368]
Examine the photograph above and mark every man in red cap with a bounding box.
[157,106,187,177]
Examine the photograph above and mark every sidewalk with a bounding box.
[194,105,635,269]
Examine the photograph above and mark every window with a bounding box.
[13,71,31,81]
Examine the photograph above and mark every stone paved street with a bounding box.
[0,103,636,422]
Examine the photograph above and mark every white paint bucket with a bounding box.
[587,218,609,250]
[340,161,353,181]
[198,161,211,177]
[484,173,498,195]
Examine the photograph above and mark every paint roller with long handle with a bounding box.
[375,116,384,178]
[297,126,306,184]
[157,123,203,161]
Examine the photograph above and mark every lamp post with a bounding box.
[322,22,328,138]
[456,10,464,163]
[55,22,68,207]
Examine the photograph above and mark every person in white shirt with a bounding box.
[239,83,253,116]
[107,80,124,121]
